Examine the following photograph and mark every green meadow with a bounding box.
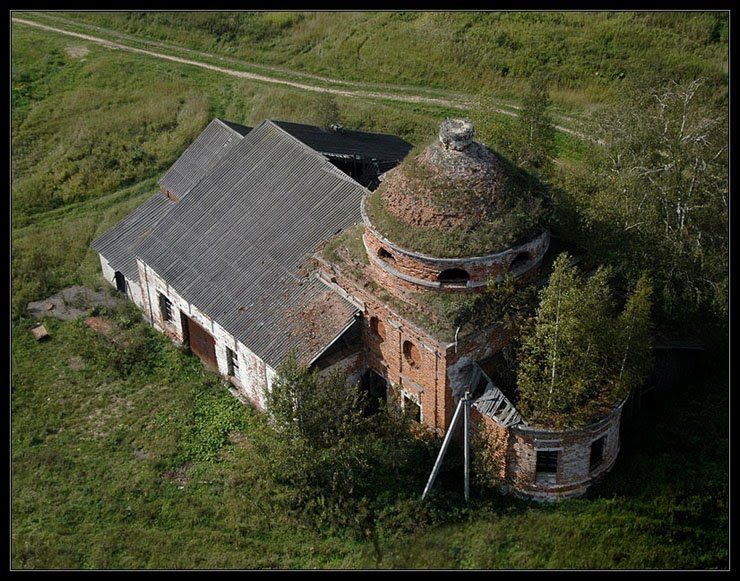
[11,15,728,569]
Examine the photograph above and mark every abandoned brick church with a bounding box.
[93,117,624,500]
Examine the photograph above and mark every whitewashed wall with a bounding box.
[135,258,273,409]
[98,253,145,309]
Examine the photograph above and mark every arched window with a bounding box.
[438,268,470,285]
[369,316,386,341]
[509,252,530,273]
[403,340,421,368]
[377,247,395,261]
[113,271,127,294]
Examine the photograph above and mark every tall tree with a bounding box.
[586,78,728,329]
[515,73,557,172]
[516,253,653,428]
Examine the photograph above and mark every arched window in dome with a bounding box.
[438,268,470,285]
[403,340,421,368]
[377,247,395,262]
[509,252,531,273]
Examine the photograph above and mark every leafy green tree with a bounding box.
[474,74,556,175]
[514,73,557,172]
[314,92,341,129]
[577,78,728,332]
[516,253,653,428]
[261,357,437,546]
[265,355,368,448]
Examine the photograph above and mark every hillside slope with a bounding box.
[45,11,729,109]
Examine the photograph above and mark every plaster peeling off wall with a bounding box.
[99,253,146,309]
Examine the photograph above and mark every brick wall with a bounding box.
[363,295,450,434]
[505,401,625,501]
[361,207,550,298]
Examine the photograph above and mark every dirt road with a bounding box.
[12,16,591,141]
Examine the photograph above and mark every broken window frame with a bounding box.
[158,292,173,322]
[401,391,422,423]
[226,346,239,378]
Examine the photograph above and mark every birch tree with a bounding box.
[588,78,728,326]
[517,253,652,428]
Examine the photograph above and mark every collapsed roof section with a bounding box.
[272,120,413,164]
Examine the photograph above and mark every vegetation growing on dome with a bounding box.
[516,254,654,429]
[365,136,550,258]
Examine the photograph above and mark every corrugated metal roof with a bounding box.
[91,192,175,280]
[218,119,252,136]
[158,118,250,200]
[136,120,365,367]
[273,120,413,162]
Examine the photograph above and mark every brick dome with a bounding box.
[365,118,549,261]
[362,119,550,295]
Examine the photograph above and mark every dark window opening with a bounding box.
[369,316,386,341]
[590,436,605,471]
[377,247,395,261]
[438,268,470,284]
[509,252,531,272]
[114,271,127,294]
[359,369,388,416]
[536,450,559,475]
[402,392,421,423]
[158,293,173,322]
[226,347,239,377]
[403,340,421,368]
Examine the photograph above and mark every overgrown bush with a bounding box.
[259,357,441,542]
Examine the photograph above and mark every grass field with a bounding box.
[27,11,729,111]
[11,15,729,569]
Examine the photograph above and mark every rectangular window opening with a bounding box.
[158,293,173,322]
[536,450,559,477]
[590,436,605,472]
[226,347,239,378]
[402,392,421,423]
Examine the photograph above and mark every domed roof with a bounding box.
[365,119,549,258]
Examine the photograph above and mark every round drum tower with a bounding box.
[362,119,550,299]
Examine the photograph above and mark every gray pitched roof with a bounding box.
[158,118,250,200]
[91,191,175,280]
[273,120,413,162]
[136,120,365,367]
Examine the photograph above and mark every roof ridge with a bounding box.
[215,117,252,137]
[263,120,371,194]
[262,119,334,165]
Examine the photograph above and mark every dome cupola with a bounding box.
[362,118,550,295]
